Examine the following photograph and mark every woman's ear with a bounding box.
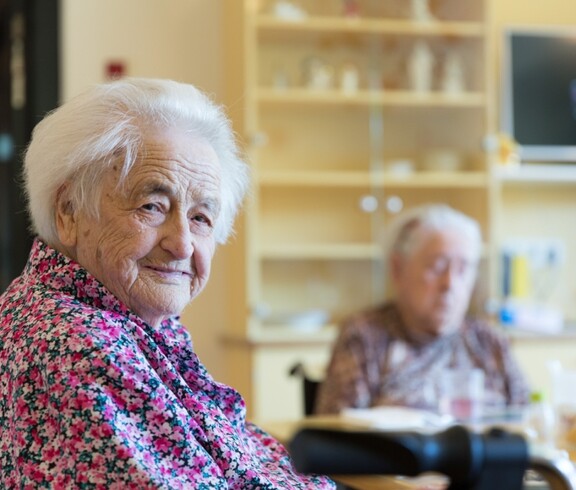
[55,183,77,248]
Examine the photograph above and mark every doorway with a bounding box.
[0,0,59,291]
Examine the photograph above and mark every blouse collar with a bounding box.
[26,238,151,325]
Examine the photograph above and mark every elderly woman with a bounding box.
[0,79,334,489]
[315,204,530,415]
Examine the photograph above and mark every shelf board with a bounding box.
[259,170,489,188]
[223,325,338,346]
[250,325,337,344]
[259,170,371,187]
[256,15,485,37]
[259,243,383,260]
[257,87,485,107]
[260,241,491,261]
[381,171,489,188]
[495,163,576,184]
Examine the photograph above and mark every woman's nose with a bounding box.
[161,213,194,259]
[440,265,458,289]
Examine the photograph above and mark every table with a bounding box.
[261,416,449,490]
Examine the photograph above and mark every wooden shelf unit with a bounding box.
[223,0,494,422]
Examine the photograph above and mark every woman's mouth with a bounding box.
[145,265,192,280]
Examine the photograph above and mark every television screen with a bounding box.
[501,28,576,163]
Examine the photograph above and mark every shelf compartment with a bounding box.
[256,23,485,93]
[255,106,371,173]
[255,105,487,175]
[258,186,377,245]
[497,185,576,320]
[259,259,383,324]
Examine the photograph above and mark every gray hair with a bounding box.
[24,78,250,246]
[385,204,482,261]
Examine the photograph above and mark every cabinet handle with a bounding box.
[359,195,379,213]
[386,196,404,214]
[359,195,405,214]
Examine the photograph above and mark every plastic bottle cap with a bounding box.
[530,391,544,403]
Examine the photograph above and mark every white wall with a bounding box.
[61,0,223,101]
[61,0,229,380]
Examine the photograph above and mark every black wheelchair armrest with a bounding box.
[289,425,574,490]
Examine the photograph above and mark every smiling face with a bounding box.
[391,227,479,341]
[56,127,222,327]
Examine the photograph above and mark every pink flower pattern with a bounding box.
[0,240,334,489]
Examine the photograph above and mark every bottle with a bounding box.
[526,391,556,450]
[408,41,434,93]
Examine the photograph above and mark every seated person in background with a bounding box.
[315,204,530,415]
[0,78,334,489]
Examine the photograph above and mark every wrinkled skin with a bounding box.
[391,227,479,342]
[56,128,221,327]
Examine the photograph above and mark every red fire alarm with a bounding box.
[105,61,126,80]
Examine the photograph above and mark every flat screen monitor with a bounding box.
[501,27,576,163]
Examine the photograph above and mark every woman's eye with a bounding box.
[141,202,162,213]
[458,261,476,277]
[192,214,211,226]
[428,259,448,275]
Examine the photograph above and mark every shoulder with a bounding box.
[462,317,510,348]
[2,285,138,371]
[338,302,398,342]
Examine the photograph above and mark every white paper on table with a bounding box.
[340,406,454,432]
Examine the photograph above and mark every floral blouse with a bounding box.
[0,239,334,489]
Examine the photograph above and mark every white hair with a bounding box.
[385,203,482,261]
[24,77,250,246]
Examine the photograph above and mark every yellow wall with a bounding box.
[491,0,576,28]
[61,0,224,100]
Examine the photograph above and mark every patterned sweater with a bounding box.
[0,239,334,489]
[315,302,530,415]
